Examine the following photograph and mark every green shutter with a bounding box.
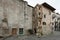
[19,28,23,34]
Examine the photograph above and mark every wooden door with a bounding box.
[12,28,17,35]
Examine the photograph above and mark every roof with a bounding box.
[42,2,56,11]
[23,1,34,8]
[27,5,34,8]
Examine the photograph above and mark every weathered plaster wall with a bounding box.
[0,0,33,36]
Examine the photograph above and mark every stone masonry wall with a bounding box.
[0,0,33,36]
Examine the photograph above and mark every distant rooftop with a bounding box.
[42,2,56,11]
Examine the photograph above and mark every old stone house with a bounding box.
[0,0,33,37]
[33,2,56,36]
[0,0,56,37]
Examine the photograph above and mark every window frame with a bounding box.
[19,28,23,34]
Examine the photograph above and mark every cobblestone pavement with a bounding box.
[0,31,60,40]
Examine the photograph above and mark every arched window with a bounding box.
[43,22,46,25]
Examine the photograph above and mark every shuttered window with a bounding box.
[19,28,23,34]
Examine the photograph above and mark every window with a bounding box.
[43,22,46,25]
[39,13,40,15]
[52,23,54,25]
[49,11,51,15]
[52,15,56,19]
[44,14,46,18]
[19,28,23,34]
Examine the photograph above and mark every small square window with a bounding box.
[44,15,46,18]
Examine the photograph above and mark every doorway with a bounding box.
[12,28,17,35]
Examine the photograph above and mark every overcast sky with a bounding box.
[24,0,60,13]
